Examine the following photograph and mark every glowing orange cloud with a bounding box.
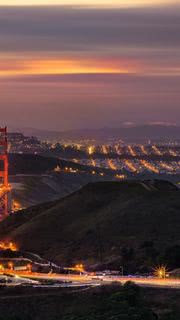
[0,55,178,77]
[0,0,174,7]
[0,56,134,76]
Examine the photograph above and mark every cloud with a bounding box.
[0,56,134,76]
[0,6,179,53]
[0,0,176,8]
[0,4,179,129]
[0,6,179,78]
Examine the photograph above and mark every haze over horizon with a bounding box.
[0,0,180,130]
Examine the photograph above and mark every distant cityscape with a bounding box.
[8,132,180,184]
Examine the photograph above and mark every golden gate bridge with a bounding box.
[0,127,11,220]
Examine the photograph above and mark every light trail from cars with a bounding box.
[6,272,180,289]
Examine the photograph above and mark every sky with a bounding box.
[0,0,180,130]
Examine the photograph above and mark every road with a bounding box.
[10,272,180,289]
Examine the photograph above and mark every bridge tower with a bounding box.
[0,127,11,220]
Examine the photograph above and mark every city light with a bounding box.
[128,146,137,157]
[0,241,18,252]
[152,145,163,156]
[12,200,23,213]
[102,145,108,155]
[54,165,61,173]
[65,264,85,273]
[27,263,32,272]
[140,160,159,174]
[114,145,122,155]
[0,264,4,271]
[124,160,137,173]
[99,172,104,176]
[91,159,96,167]
[108,159,117,170]
[115,174,126,180]
[154,265,168,279]
[88,146,95,156]
[8,262,14,271]
[169,149,177,157]
[140,145,148,155]
[159,162,174,171]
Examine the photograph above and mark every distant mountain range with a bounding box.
[11,125,180,142]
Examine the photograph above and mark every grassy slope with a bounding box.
[0,180,179,268]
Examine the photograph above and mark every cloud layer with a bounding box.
[0,4,179,129]
[0,0,176,7]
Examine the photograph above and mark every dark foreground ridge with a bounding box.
[1,283,180,320]
[0,180,179,272]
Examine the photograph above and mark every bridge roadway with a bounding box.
[13,272,180,289]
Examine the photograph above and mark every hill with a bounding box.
[8,153,96,175]
[0,180,180,272]
[10,171,116,208]
[15,124,180,142]
[8,153,120,208]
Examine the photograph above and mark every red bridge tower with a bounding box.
[0,127,11,220]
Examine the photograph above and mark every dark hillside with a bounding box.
[0,180,179,272]
[8,153,119,208]
[8,153,93,175]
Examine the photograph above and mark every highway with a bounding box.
[10,272,180,289]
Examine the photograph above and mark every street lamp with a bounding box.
[120,266,124,277]
[154,265,167,279]
[8,262,14,271]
